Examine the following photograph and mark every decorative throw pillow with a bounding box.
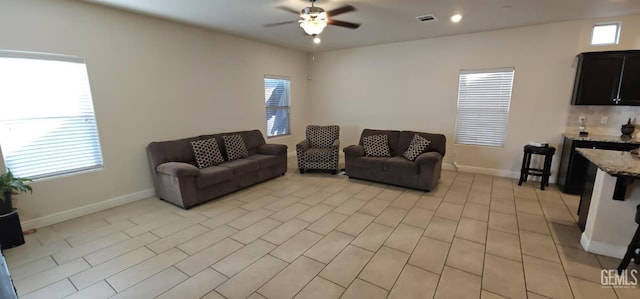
[191,138,224,168]
[363,135,391,157]
[222,134,249,161]
[403,134,432,161]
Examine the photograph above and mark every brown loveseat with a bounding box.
[343,129,446,191]
[146,130,287,208]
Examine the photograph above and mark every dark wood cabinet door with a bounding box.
[619,53,640,105]
[572,53,624,105]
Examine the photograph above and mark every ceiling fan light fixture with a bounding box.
[267,2,359,39]
[313,36,321,44]
[300,19,327,35]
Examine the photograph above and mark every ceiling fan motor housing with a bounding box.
[301,7,326,20]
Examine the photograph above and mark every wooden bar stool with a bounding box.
[618,204,640,274]
[518,145,556,190]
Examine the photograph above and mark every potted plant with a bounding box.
[0,170,32,215]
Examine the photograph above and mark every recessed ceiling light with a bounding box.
[450,14,462,23]
[313,36,321,44]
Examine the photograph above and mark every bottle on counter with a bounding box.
[621,118,635,139]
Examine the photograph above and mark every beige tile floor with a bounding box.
[5,160,640,299]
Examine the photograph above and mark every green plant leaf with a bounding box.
[0,169,33,200]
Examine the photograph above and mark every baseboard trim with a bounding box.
[451,163,557,184]
[454,164,520,179]
[442,163,456,171]
[580,233,626,259]
[21,188,155,230]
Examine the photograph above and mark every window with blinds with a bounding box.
[264,77,291,137]
[455,68,515,147]
[0,51,104,179]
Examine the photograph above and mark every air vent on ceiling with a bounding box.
[416,14,439,23]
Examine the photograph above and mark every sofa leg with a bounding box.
[299,168,305,174]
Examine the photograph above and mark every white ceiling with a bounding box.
[85,0,640,52]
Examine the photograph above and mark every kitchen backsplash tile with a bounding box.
[567,106,640,137]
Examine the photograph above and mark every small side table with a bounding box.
[0,211,25,250]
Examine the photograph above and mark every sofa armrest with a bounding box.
[296,139,309,152]
[258,143,287,155]
[343,145,365,158]
[156,162,199,176]
[415,151,443,165]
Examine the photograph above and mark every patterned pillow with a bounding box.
[191,138,224,168]
[222,134,249,161]
[363,135,391,157]
[403,134,432,161]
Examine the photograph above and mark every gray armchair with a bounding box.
[296,125,340,174]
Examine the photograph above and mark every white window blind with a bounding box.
[455,68,515,147]
[0,51,104,179]
[264,77,290,137]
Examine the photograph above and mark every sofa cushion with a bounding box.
[219,159,259,175]
[403,134,432,161]
[350,156,388,170]
[304,148,336,162]
[384,157,419,174]
[196,166,233,188]
[223,135,249,161]
[246,154,282,169]
[363,135,391,157]
[191,138,224,168]
[306,125,339,148]
[147,136,200,167]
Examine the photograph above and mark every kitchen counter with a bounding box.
[557,135,639,195]
[576,148,640,178]
[576,148,640,259]
[563,132,640,144]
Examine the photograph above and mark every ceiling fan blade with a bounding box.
[264,20,299,27]
[327,19,360,29]
[326,5,356,17]
[277,6,301,15]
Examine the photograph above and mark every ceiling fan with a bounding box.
[264,0,360,41]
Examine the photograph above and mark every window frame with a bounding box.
[264,75,291,138]
[454,67,515,148]
[590,22,621,46]
[0,50,104,180]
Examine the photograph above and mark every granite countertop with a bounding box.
[576,148,640,178]
[564,132,640,144]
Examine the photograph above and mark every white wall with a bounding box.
[309,14,640,179]
[2,0,639,227]
[0,0,310,226]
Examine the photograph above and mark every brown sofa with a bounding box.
[343,129,446,191]
[146,130,287,208]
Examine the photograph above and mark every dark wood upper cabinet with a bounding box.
[618,53,640,105]
[571,50,640,106]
